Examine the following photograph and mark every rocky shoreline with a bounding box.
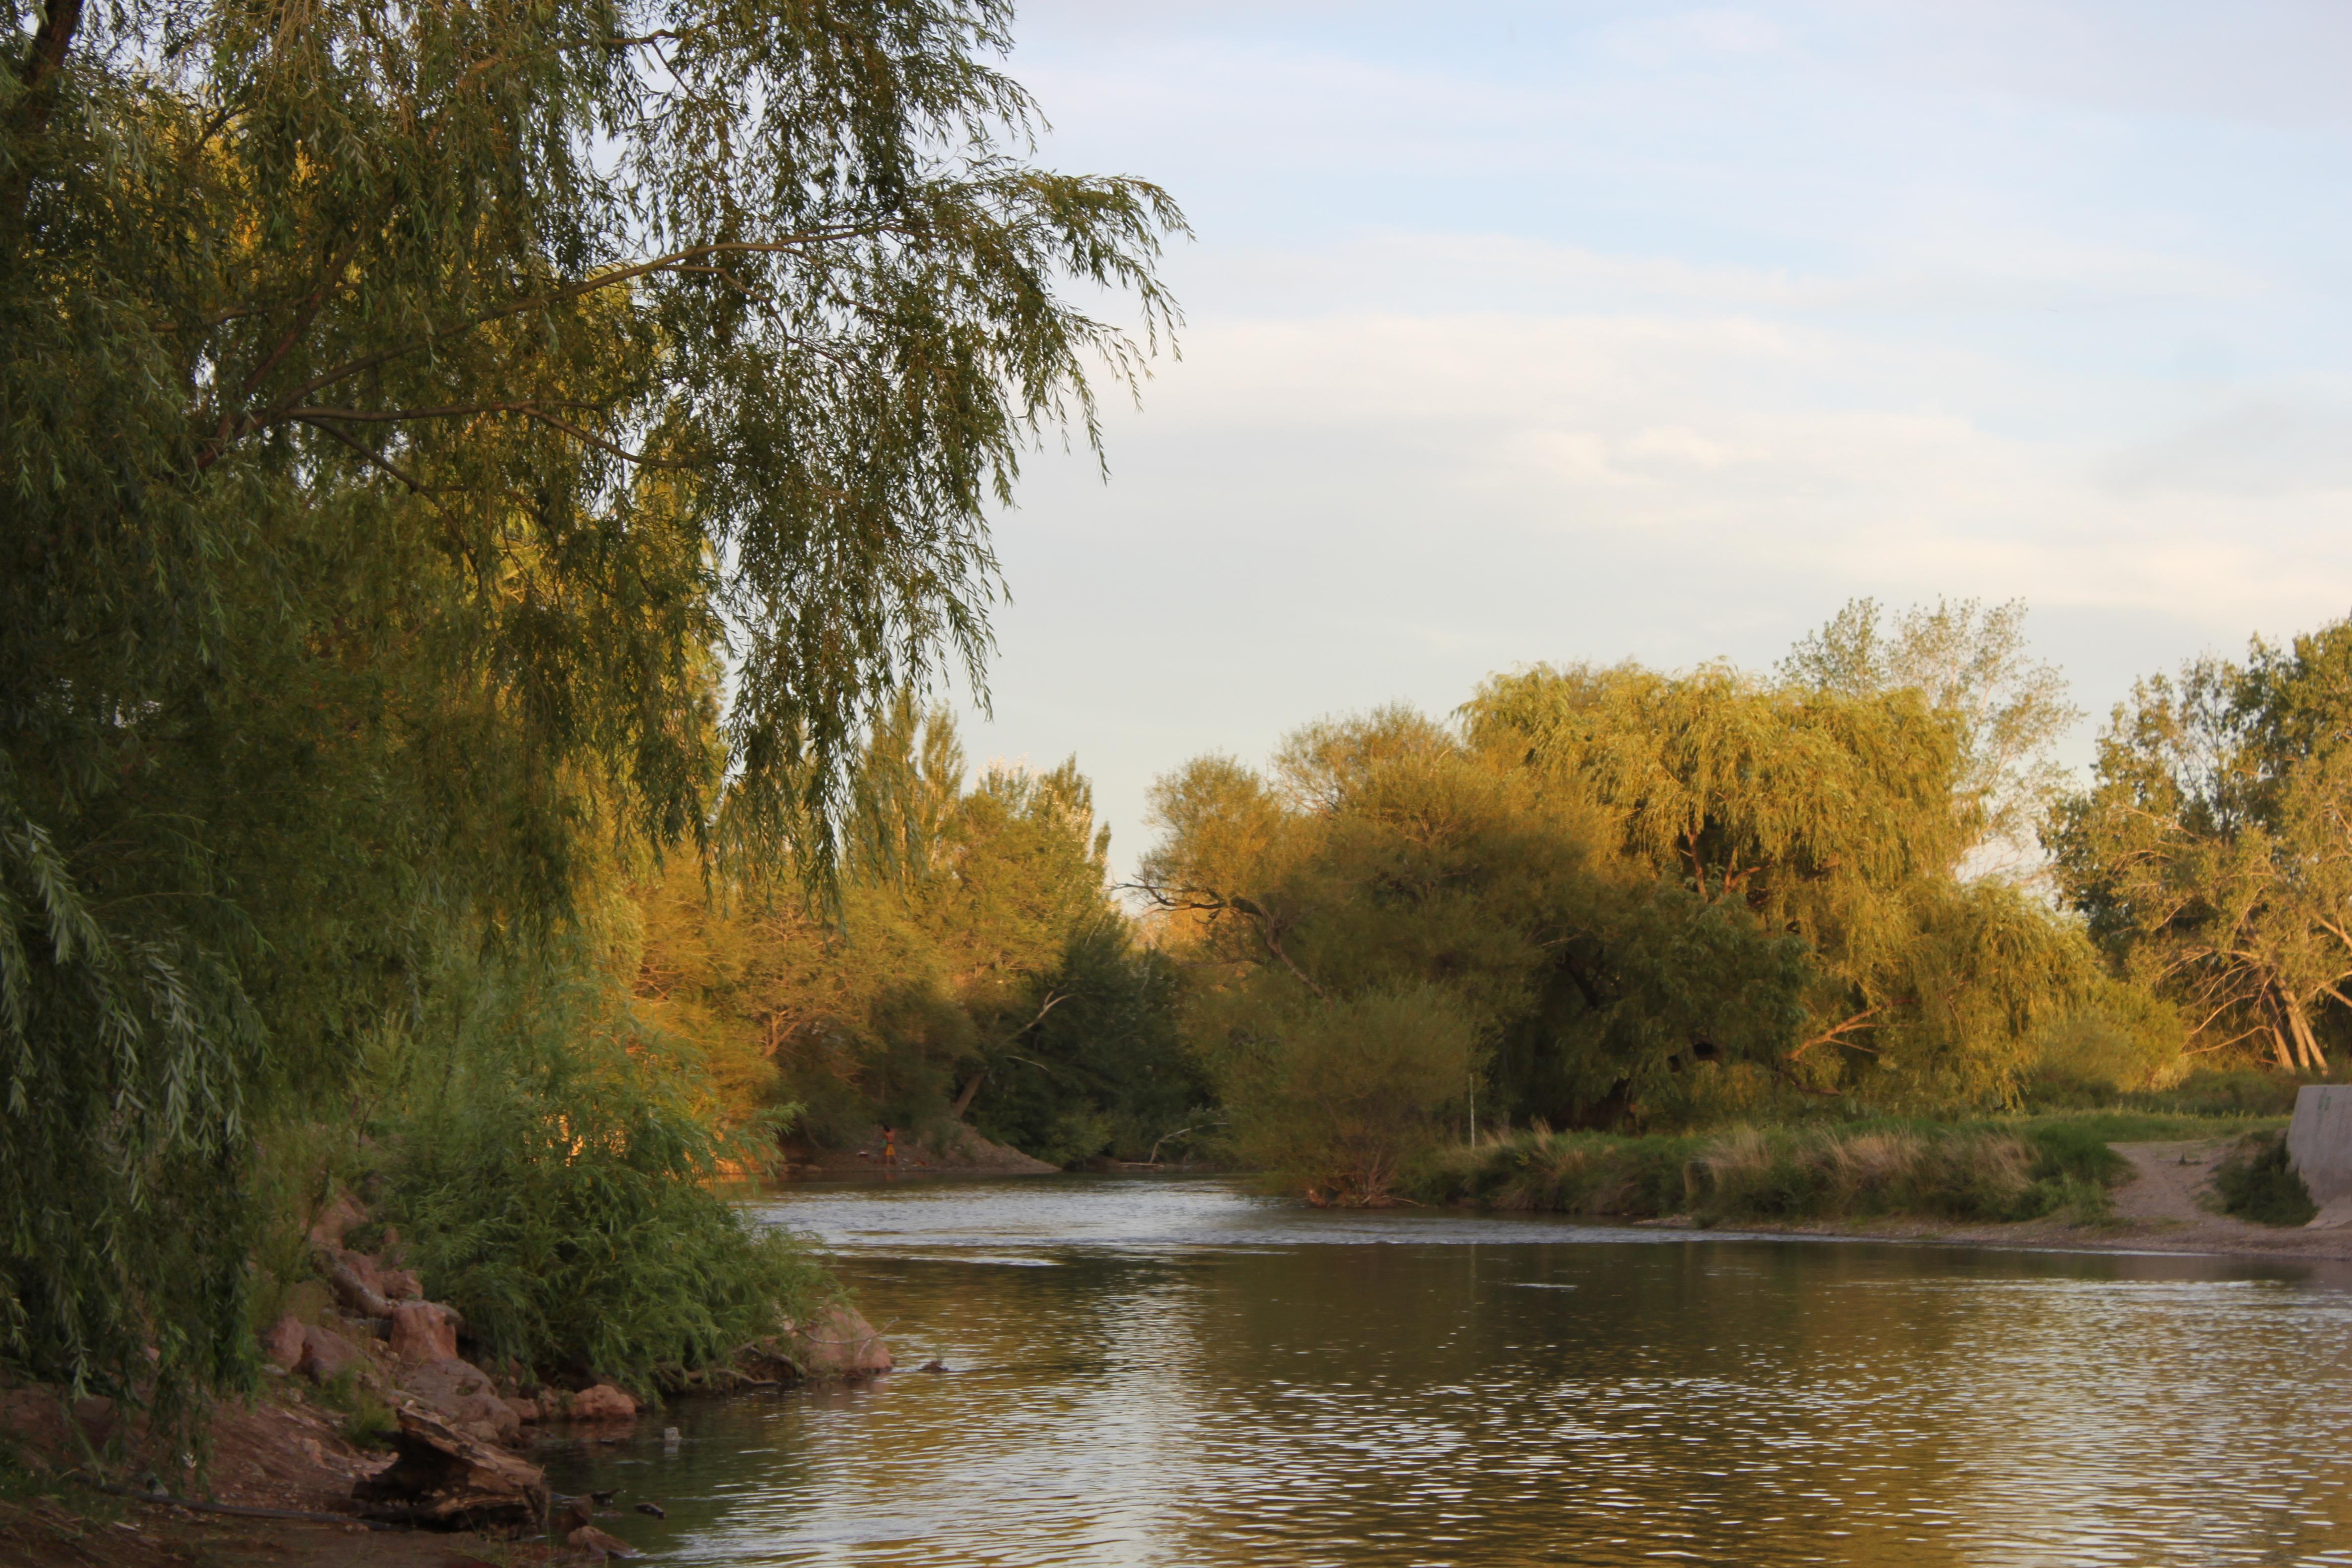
[0,1193,893,1567]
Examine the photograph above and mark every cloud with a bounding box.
[950,1,2352,872]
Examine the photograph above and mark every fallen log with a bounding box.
[354,1407,548,1530]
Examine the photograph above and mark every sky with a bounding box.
[948,0,2352,876]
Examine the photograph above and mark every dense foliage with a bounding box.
[0,0,1177,1409]
[2209,1131,2318,1227]
[2053,619,2352,1071]
[1141,604,2186,1202]
[361,925,834,1395]
[1416,1117,2137,1226]
[633,701,1208,1166]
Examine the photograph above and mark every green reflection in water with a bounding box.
[542,1178,2352,1567]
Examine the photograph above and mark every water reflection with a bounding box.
[542,1177,2352,1567]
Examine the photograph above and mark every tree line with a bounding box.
[650,599,2352,1211]
[1124,601,2352,1201]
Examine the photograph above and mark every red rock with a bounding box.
[379,1267,424,1301]
[388,1301,461,1363]
[503,1396,540,1424]
[297,1324,370,1384]
[567,1524,640,1559]
[307,1192,368,1249]
[399,1358,521,1447]
[784,1305,893,1377]
[567,1383,637,1421]
[260,1313,307,1372]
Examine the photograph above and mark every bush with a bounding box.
[368,943,832,1393]
[2212,1132,2317,1227]
[1419,1118,2141,1225]
[1220,985,1477,1206]
[315,1369,397,1450]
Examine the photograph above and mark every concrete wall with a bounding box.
[2286,1085,2352,1204]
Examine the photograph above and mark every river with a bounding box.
[542,1175,2352,1566]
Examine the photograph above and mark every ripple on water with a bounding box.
[539,1176,2352,1567]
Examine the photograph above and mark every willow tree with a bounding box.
[1778,596,2079,874]
[1466,662,2116,1103]
[1,0,1178,1407]
[1139,707,1811,1162]
[2053,622,2352,1072]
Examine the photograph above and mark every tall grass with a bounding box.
[1419,1118,2135,1225]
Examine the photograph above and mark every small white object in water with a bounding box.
[663,1426,682,1446]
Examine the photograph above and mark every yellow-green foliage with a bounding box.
[1213,986,1479,1206]
[633,699,1203,1161]
[0,0,1179,1412]
[2054,618,2352,1072]
[1140,604,2194,1202]
[1466,660,2114,1106]
[1427,1120,2126,1225]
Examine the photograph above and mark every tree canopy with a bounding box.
[1,0,1178,1405]
[2053,618,2352,1073]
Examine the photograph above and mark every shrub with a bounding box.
[1221,985,1477,1206]
[368,944,833,1393]
[1419,1118,2141,1225]
[315,1370,397,1450]
[2212,1132,2317,1227]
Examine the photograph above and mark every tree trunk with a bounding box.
[950,1071,983,1120]
[2290,1006,2328,1073]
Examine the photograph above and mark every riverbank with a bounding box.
[1411,1115,2352,1264]
[1670,1138,2352,1264]
[1414,1113,2308,1228]
[0,1187,888,1567]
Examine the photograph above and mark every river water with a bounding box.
[542,1176,2352,1567]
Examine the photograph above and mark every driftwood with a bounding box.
[355,1407,548,1530]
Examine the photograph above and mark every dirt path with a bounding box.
[2109,1139,2230,1223]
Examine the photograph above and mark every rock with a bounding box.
[568,1524,640,1559]
[567,1384,637,1421]
[261,1314,307,1373]
[354,1407,549,1529]
[503,1396,540,1424]
[297,1324,371,1385]
[320,1250,394,1320]
[379,1267,424,1301]
[782,1305,892,1377]
[399,1358,522,1447]
[389,1301,462,1363]
[634,1502,665,1518]
[308,1192,369,1250]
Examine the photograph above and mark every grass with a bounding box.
[313,1369,399,1450]
[2211,1131,2318,1227]
[1414,1108,2289,1227]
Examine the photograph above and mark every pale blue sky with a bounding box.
[954,2,2352,873]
